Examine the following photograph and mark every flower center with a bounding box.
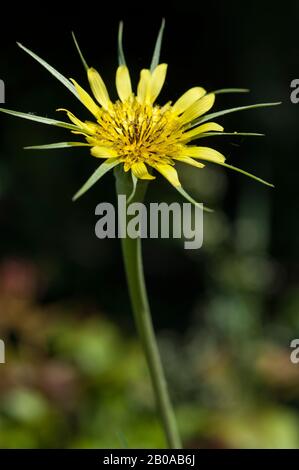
[91,97,184,168]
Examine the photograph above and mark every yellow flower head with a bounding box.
[62,63,224,188]
[0,22,279,204]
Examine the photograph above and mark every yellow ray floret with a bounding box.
[173,87,206,114]
[116,66,132,102]
[87,68,111,110]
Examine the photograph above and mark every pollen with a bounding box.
[90,98,184,171]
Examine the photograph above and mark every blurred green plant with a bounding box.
[0,250,299,448]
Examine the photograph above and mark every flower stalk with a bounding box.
[115,167,182,449]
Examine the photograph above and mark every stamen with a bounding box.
[87,97,184,168]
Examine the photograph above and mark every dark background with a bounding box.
[0,0,298,448]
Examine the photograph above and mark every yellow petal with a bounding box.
[131,162,155,180]
[180,146,226,163]
[57,108,94,134]
[57,108,84,127]
[87,67,111,110]
[84,121,101,134]
[182,122,224,141]
[86,136,99,146]
[173,87,206,114]
[173,156,205,169]
[137,69,151,103]
[152,163,181,187]
[116,65,132,102]
[91,146,118,158]
[70,121,100,138]
[69,120,99,137]
[150,63,168,103]
[70,79,101,119]
[179,93,215,125]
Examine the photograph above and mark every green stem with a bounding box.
[115,169,182,449]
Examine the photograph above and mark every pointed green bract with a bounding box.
[195,132,264,139]
[0,107,79,131]
[175,185,213,212]
[118,21,126,66]
[191,102,281,127]
[17,42,78,99]
[216,161,274,187]
[24,142,91,150]
[71,32,89,71]
[212,88,250,95]
[150,19,165,72]
[127,174,138,204]
[73,158,119,201]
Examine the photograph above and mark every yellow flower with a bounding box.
[60,65,223,188]
[0,22,279,204]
